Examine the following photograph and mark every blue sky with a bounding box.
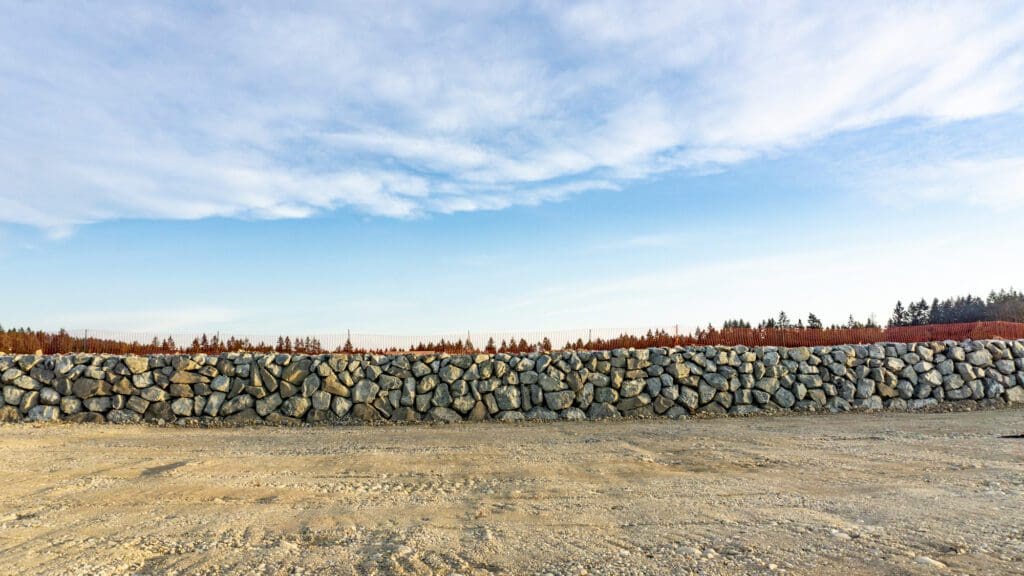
[1,1,1023,336]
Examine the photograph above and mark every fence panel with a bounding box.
[1,322,1022,355]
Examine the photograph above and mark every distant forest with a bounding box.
[2,288,1022,355]
[718,288,1024,331]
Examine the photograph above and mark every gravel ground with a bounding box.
[1,410,1023,576]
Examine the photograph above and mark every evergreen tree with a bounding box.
[777,311,791,329]
[807,313,823,329]
[907,299,930,326]
[889,301,908,327]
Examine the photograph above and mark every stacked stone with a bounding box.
[1,339,1022,424]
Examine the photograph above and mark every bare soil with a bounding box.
[1,410,1023,576]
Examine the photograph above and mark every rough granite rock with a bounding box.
[0,340,1018,425]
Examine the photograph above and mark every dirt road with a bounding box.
[1,410,1022,575]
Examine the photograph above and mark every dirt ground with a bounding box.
[1,410,1022,576]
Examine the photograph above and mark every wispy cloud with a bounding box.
[869,156,1024,207]
[2,1,1023,234]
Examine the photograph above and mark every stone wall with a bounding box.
[2,339,1022,424]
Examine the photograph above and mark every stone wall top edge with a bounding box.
[2,338,1022,360]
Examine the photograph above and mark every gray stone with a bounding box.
[13,375,40,390]
[594,386,618,404]
[587,402,620,419]
[432,383,452,407]
[678,387,699,411]
[132,372,154,389]
[966,349,993,366]
[439,365,463,384]
[852,396,883,411]
[352,380,380,403]
[26,405,61,422]
[171,398,193,417]
[855,380,875,399]
[107,409,142,424]
[38,385,60,403]
[825,397,851,413]
[544,390,575,410]
[331,396,353,417]
[427,406,462,423]
[72,378,106,399]
[255,393,282,416]
[83,397,112,412]
[220,394,254,415]
[698,382,716,404]
[123,357,150,374]
[525,407,559,421]
[495,410,526,422]
[60,396,83,414]
[920,370,943,387]
[390,406,421,422]
[704,373,729,391]
[170,370,206,385]
[281,396,311,418]
[352,403,382,422]
[908,398,938,410]
[729,405,761,416]
[126,396,150,414]
[451,394,476,414]
[143,401,174,422]
[493,385,520,411]
[204,391,226,416]
[311,390,331,411]
[417,374,439,393]
[281,359,311,384]
[140,387,169,402]
[560,407,587,420]
[620,379,644,398]
[773,388,796,408]
[788,347,811,362]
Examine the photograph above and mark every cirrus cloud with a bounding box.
[1,1,1023,235]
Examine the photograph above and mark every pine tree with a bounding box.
[889,301,909,327]
[777,311,791,329]
[908,299,929,326]
[928,298,942,324]
[807,313,823,329]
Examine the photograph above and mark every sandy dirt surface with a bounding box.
[1,410,1023,576]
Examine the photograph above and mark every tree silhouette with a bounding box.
[807,313,823,330]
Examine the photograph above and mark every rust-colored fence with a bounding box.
[1,322,1023,356]
[684,321,1024,347]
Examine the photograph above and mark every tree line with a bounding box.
[887,288,1024,327]
[1,288,1022,355]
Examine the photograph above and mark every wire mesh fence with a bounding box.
[1,321,1023,355]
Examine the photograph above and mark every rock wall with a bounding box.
[2,339,1023,424]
